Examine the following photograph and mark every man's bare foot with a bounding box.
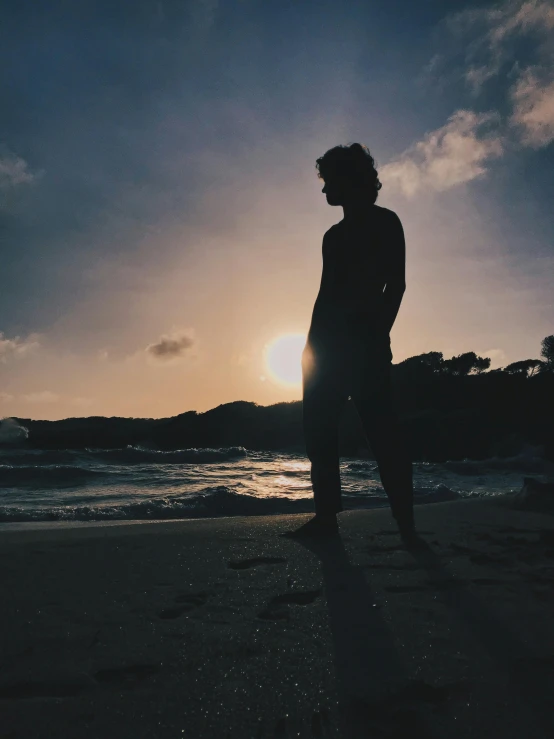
[398,524,427,550]
[281,515,339,539]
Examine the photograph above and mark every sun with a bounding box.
[264,333,306,387]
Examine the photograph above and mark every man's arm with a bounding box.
[381,212,406,335]
[308,230,334,335]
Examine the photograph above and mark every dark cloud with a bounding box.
[146,330,195,361]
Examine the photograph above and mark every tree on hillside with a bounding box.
[504,359,544,377]
[441,352,491,376]
[397,351,444,373]
[541,335,554,371]
[472,356,491,374]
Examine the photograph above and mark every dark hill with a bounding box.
[4,362,553,462]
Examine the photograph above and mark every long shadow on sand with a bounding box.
[291,533,437,739]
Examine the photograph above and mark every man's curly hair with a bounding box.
[315,143,382,204]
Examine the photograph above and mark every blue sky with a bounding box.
[1,0,553,419]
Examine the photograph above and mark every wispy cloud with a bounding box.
[2,392,93,408]
[459,0,554,147]
[482,348,508,368]
[381,111,503,197]
[386,0,554,198]
[22,391,60,404]
[71,396,94,408]
[510,67,554,146]
[145,329,196,362]
[0,332,40,363]
[0,147,40,192]
[446,0,554,92]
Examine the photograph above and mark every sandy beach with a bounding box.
[1,498,554,738]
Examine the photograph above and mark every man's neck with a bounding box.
[342,201,374,224]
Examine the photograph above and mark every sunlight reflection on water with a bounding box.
[0,447,540,523]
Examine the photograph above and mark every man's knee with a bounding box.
[305,439,336,463]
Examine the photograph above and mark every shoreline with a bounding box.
[0,493,505,534]
[0,489,517,532]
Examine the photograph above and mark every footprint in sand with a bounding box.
[258,589,322,621]
[94,664,160,687]
[473,530,554,567]
[365,543,406,553]
[158,591,209,619]
[0,664,161,700]
[515,655,554,673]
[228,556,287,570]
[0,675,95,700]
[469,552,499,565]
[540,529,554,547]
[449,543,473,555]
[385,579,467,593]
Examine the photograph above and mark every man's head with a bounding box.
[316,143,382,206]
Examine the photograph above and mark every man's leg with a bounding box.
[283,346,347,537]
[350,350,415,534]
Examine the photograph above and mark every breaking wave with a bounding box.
[442,451,543,475]
[0,483,465,522]
[0,445,248,467]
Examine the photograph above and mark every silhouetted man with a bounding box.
[288,143,415,541]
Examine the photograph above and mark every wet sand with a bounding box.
[1,498,554,738]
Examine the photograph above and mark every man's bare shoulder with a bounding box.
[321,224,342,252]
[323,223,342,240]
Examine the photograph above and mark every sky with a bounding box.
[1,0,553,421]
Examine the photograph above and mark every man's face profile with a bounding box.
[321,177,344,206]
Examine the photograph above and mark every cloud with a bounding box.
[445,0,554,92]
[2,392,92,408]
[510,68,554,146]
[482,348,508,368]
[71,396,94,408]
[145,329,196,362]
[0,147,39,192]
[489,0,554,43]
[22,391,60,404]
[380,111,504,197]
[388,1,554,198]
[0,332,40,363]
[458,1,554,148]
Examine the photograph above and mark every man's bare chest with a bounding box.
[326,224,384,272]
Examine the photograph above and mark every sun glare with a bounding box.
[264,333,306,387]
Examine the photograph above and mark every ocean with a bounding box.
[0,445,545,526]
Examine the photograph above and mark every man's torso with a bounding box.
[311,205,394,343]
